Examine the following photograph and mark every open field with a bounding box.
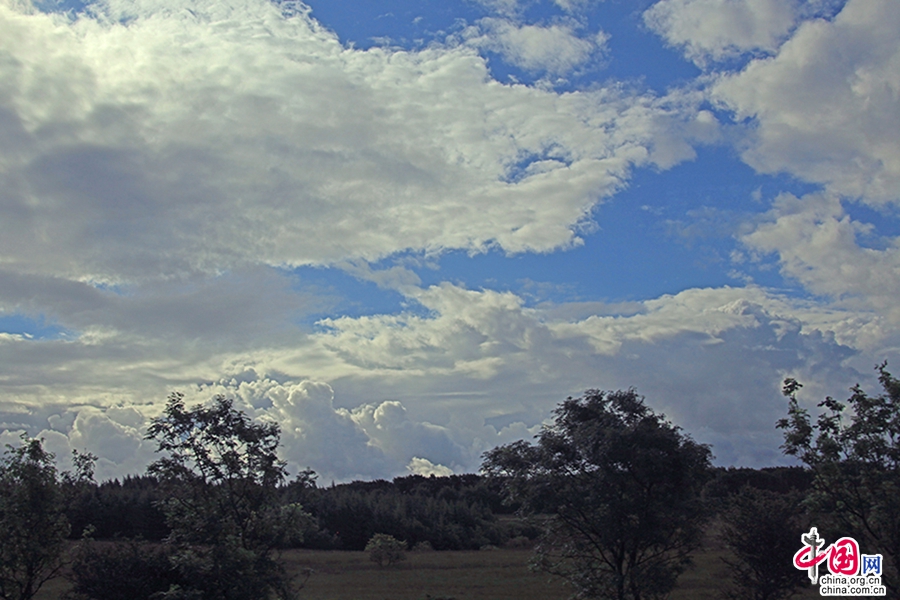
[39,543,825,600]
[283,546,823,600]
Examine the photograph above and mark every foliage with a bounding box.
[365,533,407,567]
[718,487,806,600]
[288,476,505,551]
[482,389,712,600]
[65,475,170,541]
[64,538,182,600]
[146,393,312,600]
[0,436,93,600]
[702,467,812,507]
[778,364,900,592]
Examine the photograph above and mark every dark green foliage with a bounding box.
[778,364,900,592]
[308,485,501,551]
[0,437,83,600]
[391,474,517,515]
[285,475,506,551]
[64,539,182,600]
[703,467,812,505]
[365,533,407,567]
[718,487,807,600]
[483,389,713,600]
[145,393,311,600]
[65,476,170,541]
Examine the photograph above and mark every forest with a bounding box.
[63,465,808,551]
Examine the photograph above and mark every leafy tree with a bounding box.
[778,364,900,591]
[482,389,712,600]
[146,393,312,600]
[718,486,806,600]
[0,436,92,600]
[365,533,407,567]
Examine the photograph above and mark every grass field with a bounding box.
[38,541,826,600]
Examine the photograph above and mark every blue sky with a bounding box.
[1,0,899,481]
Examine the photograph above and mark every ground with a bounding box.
[38,543,824,600]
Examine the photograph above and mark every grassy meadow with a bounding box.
[38,538,825,600]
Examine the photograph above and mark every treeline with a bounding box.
[62,472,524,549]
[283,474,512,550]
[62,466,808,549]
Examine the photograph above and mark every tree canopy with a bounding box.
[778,363,900,592]
[482,389,712,600]
[0,436,92,600]
[145,393,310,600]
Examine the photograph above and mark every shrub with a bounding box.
[64,539,182,600]
[504,536,532,549]
[365,534,406,567]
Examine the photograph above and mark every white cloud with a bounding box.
[471,0,521,16]
[741,193,900,333]
[0,0,705,287]
[406,457,454,477]
[309,282,868,467]
[145,376,466,482]
[0,277,875,478]
[711,0,900,203]
[470,0,594,16]
[464,18,607,74]
[349,400,466,471]
[644,0,801,65]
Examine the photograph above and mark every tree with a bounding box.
[365,533,407,567]
[777,363,900,592]
[482,389,712,600]
[146,393,312,600]
[0,436,89,600]
[718,486,806,600]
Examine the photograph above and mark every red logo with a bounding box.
[793,528,861,582]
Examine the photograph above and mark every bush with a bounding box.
[504,536,532,549]
[365,534,406,567]
[64,539,182,600]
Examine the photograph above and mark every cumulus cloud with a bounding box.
[151,376,464,482]
[310,282,866,467]
[711,0,900,203]
[644,0,801,65]
[0,0,707,287]
[406,457,454,477]
[741,193,900,341]
[1,277,873,478]
[464,18,608,74]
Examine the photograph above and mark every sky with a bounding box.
[1,0,898,482]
